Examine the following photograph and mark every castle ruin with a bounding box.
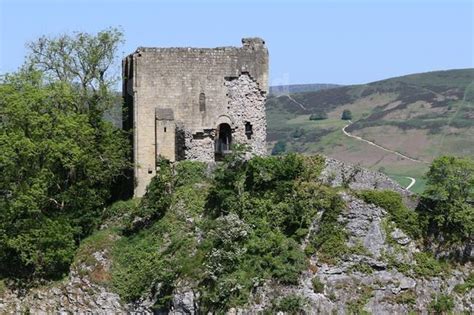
[123,38,269,196]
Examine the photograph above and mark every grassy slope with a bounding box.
[266,69,474,193]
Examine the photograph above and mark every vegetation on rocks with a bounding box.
[357,189,421,238]
[269,294,307,314]
[429,294,454,314]
[107,152,335,312]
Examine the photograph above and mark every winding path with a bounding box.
[405,176,416,190]
[286,94,307,110]
[342,121,427,164]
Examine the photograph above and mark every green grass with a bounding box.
[387,174,426,194]
[388,175,411,189]
[266,69,474,184]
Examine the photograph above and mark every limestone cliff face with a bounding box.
[0,158,472,314]
[237,192,472,314]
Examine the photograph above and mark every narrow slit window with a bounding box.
[199,92,206,112]
[245,122,253,139]
[164,127,167,132]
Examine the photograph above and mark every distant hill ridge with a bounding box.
[266,68,474,192]
[269,83,340,95]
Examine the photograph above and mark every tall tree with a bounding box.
[420,156,474,244]
[26,27,124,116]
[0,28,130,280]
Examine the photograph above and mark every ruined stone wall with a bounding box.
[224,74,267,156]
[123,38,269,196]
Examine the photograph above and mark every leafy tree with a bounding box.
[0,28,129,280]
[26,27,124,117]
[309,111,328,120]
[341,109,352,120]
[271,140,286,155]
[419,156,474,243]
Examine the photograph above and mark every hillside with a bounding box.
[266,68,474,193]
[270,83,340,95]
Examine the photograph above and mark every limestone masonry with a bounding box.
[123,38,269,196]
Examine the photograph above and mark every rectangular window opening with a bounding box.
[245,122,253,140]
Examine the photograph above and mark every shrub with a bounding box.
[173,160,206,187]
[357,190,421,239]
[312,277,325,293]
[349,263,373,275]
[125,159,173,232]
[309,111,328,120]
[393,289,417,305]
[346,285,373,314]
[413,252,448,278]
[270,294,306,314]
[271,140,286,155]
[429,294,454,313]
[0,218,76,279]
[310,194,348,264]
[0,279,6,296]
[454,272,474,294]
[102,199,139,224]
[341,109,353,120]
[292,128,305,138]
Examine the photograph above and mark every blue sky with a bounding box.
[0,0,472,85]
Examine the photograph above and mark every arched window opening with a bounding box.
[215,123,232,160]
[199,92,206,112]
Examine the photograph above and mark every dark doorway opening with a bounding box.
[215,123,232,160]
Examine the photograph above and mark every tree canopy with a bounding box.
[341,109,352,120]
[0,28,129,280]
[419,156,474,244]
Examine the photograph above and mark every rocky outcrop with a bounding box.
[0,266,126,313]
[239,193,473,314]
[1,158,471,314]
[321,157,409,196]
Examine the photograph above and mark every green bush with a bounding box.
[341,109,353,120]
[454,272,474,294]
[346,285,373,314]
[292,128,305,138]
[310,193,348,264]
[357,190,421,239]
[271,140,286,155]
[125,160,173,232]
[173,161,206,187]
[429,294,454,313]
[102,199,139,224]
[312,277,325,293]
[349,263,373,275]
[413,252,448,278]
[309,111,328,120]
[270,294,306,314]
[393,289,417,305]
[0,218,76,279]
[0,279,6,296]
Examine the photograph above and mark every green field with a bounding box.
[266,69,474,194]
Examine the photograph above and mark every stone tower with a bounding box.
[123,38,269,196]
